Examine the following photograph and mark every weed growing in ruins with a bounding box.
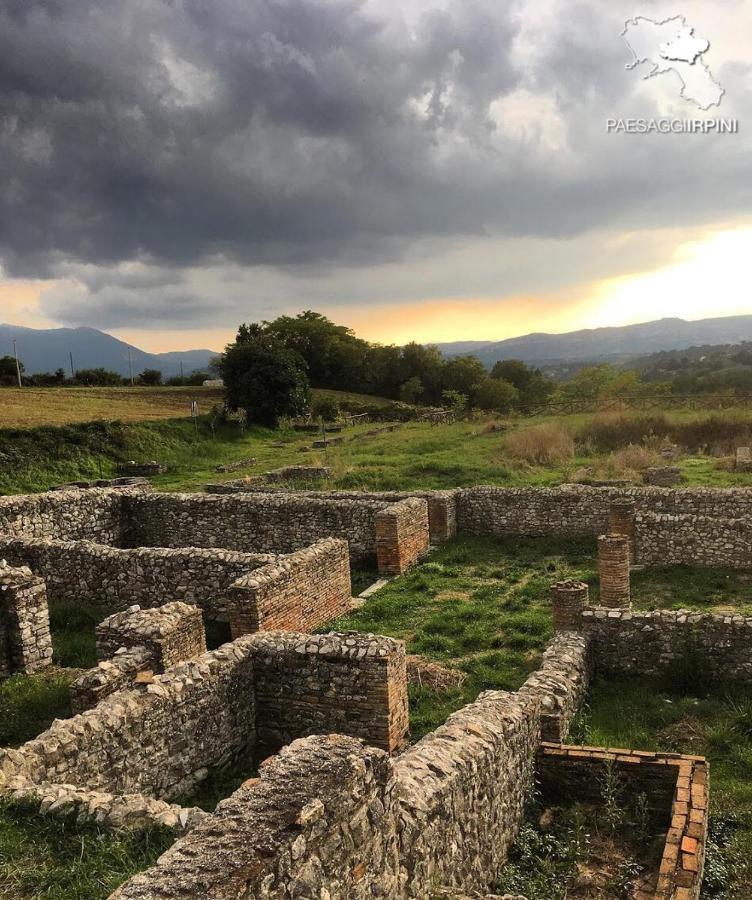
[600,760,626,834]
[581,677,752,898]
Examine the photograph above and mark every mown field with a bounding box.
[0,387,226,428]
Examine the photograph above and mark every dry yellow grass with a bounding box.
[503,423,575,466]
[0,386,225,428]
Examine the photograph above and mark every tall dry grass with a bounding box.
[503,423,575,466]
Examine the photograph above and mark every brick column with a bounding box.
[0,559,53,675]
[608,499,636,563]
[597,534,631,609]
[550,580,589,631]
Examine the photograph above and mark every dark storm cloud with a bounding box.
[2,0,751,327]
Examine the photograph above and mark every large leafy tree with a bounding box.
[221,328,310,428]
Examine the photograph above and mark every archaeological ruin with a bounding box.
[4,479,752,897]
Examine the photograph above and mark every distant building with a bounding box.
[203,378,224,388]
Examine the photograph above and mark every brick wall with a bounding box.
[248,631,409,754]
[375,497,430,575]
[95,602,207,670]
[228,538,352,636]
[538,744,709,900]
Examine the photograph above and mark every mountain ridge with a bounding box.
[0,324,218,378]
[435,315,752,368]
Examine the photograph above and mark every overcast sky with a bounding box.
[1,0,751,351]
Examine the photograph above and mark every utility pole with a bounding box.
[180,361,184,380]
[69,352,75,380]
[128,347,134,386]
[12,339,22,388]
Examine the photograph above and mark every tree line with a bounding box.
[0,358,211,388]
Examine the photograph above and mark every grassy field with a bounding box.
[0,387,226,428]
[3,387,752,495]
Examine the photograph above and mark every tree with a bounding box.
[490,359,533,392]
[72,368,123,386]
[221,330,310,428]
[442,355,487,397]
[442,389,468,411]
[473,377,519,412]
[138,368,163,386]
[0,356,22,386]
[399,376,424,404]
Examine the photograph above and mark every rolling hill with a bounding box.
[435,315,752,368]
[0,324,217,378]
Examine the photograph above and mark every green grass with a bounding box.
[0,799,173,900]
[0,671,74,747]
[331,535,597,737]
[571,678,752,898]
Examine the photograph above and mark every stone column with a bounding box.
[0,559,53,675]
[550,580,589,631]
[608,499,636,563]
[597,535,631,609]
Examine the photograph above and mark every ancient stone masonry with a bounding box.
[0,538,273,618]
[375,497,430,575]
[597,534,631,608]
[95,602,207,670]
[70,646,155,715]
[123,491,390,565]
[0,485,147,544]
[395,690,540,897]
[538,744,709,900]
[455,485,752,567]
[644,466,683,487]
[0,631,409,832]
[581,606,752,682]
[737,446,752,472]
[0,560,53,677]
[248,630,409,754]
[228,538,352,636]
[634,511,752,568]
[110,735,402,900]
[550,579,589,632]
[204,485,460,543]
[517,631,591,741]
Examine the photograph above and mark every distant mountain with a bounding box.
[435,315,752,369]
[0,324,218,378]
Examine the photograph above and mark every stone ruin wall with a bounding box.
[70,602,210,713]
[456,485,752,568]
[0,486,141,545]
[581,606,752,682]
[122,491,389,563]
[110,734,401,900]
[0,538,273,619]
[247,630,409,754]
[205,485,459,542]
[0,560,53,677]
[228,538,352,637]
[0,631,409,832]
